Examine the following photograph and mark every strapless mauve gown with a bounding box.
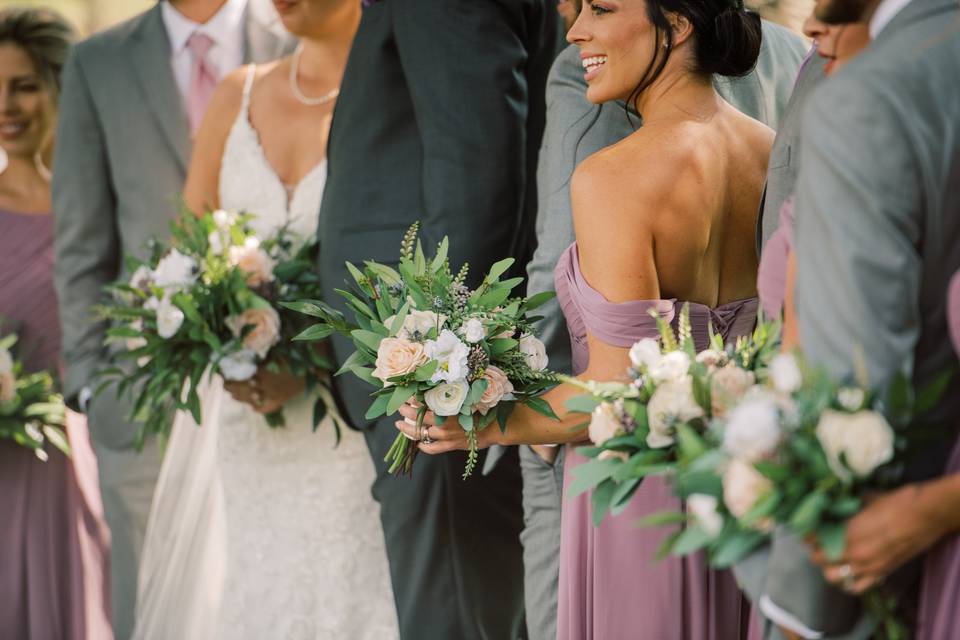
[554,243,759,639]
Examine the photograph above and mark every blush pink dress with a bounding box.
[0,209,112,639]
[555,243,759,639]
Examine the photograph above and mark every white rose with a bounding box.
[770,353,803,394]
[425,330,470,383]
[816,409,895,480]
[0,347,13,375]
[629,338,663,370]
[518,334,549,371]
[837,387,866,412]
[687,494,724,538]
[402,309,447,340]
[710,365,757,417]
[649,350,691,384]
[152,249,198,290]
[588,402,622,446]
[646,376,704,449]
[156,296,185,339]
[723,458,773,519]
[225,307,281,359]
[212,209,236,229]
[128,265,153,290]
[723,395,782,462]
[461,318,486,344]
[424,379,470,416]
[472,365,514,415]
[228,237,276,288]
[219,349,258,381]
[695,349,728,369]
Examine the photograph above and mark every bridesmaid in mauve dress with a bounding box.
[0,8,112,639]
[396,2,775,637]
[554,246,759,639]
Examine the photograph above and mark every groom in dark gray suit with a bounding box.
[317,1,562,638]
[756,0,960,637]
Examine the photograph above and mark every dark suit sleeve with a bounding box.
[391,0,550,273]
[52,47,118,405]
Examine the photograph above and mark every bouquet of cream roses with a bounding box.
[97,209,337,445]
[652,354,948,640]
[0,330,69,460]
[563,308,780,525]
[285,222,558,477]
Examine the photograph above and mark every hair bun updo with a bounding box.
[695,2,763,78]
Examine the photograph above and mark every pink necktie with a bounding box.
[186,32,217,134]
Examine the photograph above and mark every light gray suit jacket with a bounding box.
[52,1,292,449]
[527,21,808,378]
[764,0,960,636]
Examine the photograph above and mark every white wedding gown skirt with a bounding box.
[133,64,398,640]
[134,381,397,640]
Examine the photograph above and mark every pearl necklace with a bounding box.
[289,44,340,106]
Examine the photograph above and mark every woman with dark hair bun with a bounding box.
[0,7,112,640]
[396,0,774,637]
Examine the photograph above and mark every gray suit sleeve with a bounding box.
[52,47,118,405]
[762,75,919,639]
[794,76,921,386]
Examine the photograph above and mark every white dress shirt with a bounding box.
[161,0,248,107]
[869,0,914,38]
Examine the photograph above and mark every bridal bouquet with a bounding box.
[97,209,336,445]
[285,222,558,477]
[564,309,780,525]
[0,330,69,460]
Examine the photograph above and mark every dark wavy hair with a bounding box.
[0,7,76,98]
[626,0,762,114]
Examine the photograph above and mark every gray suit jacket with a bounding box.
[526,22,807,380]
[764,0,960,635]
[757,52,827,254]
[53,1,292,449]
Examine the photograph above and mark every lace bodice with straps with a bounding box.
[554,242,759,375]
[219,64,327,244]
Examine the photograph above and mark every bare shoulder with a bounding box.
[205,65,252,123]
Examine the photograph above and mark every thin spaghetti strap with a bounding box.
[240,64,256,114]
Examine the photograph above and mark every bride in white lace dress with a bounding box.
[132,2,398,639]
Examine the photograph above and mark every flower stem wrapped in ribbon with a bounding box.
[96,207,339,446]
[285,222,559,478]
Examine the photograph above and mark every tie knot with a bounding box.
[187,31,215,58]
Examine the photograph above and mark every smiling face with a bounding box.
[567,0,664,105]
[0,42,53,160]
[802,14,870,75]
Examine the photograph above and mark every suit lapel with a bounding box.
[127,5,191,172]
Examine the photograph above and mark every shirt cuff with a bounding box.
[78,387,93,414]
[759,595,825,640]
